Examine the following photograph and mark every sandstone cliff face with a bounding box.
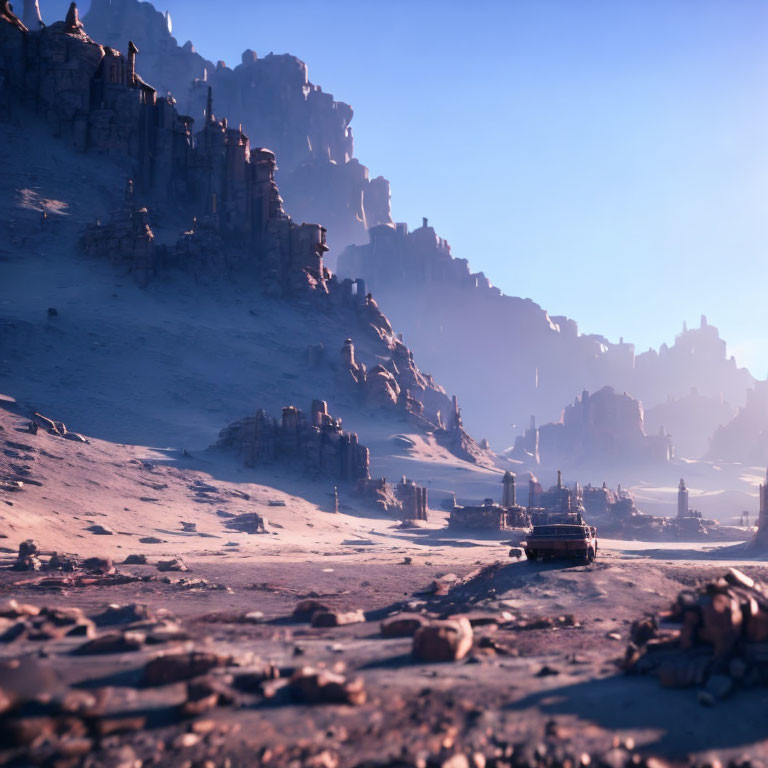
[644,388,737,460]
[512,386,673,467]
[338,223,754,449]
[708,381,768,464]
[82,0,393,258]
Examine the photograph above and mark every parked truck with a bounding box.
[524,522,598,563]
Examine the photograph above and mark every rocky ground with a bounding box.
[3,394,768,767]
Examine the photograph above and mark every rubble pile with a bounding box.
[624,568,768,702]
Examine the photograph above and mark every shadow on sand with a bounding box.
[508,672,768,757]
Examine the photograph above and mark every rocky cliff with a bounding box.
[338,223,754,450]
[81,0,392,259]
[510,386,673,468]
[0,3,481,467]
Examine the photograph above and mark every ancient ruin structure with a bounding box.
[395,477,428,521]
[0,10,332,296]
[448,472,528,531]
[677,478,690,519]
[338,220,753,449]
[216,400,370,482]
[82,0,393,257]
[511,387,674,467]
[526,471,587,525]
[355,476,428,521]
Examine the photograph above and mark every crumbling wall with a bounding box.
[216,400,370,483]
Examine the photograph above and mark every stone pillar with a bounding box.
[340,338,356,369]
[502,471,516,508]
[757,468,768,539]
[127,41,139,86]
[677,478,689,518]
[23,0,42,30]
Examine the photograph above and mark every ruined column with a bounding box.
[502,471,516,508]
[127,41,139,86]
[677,478,689,519]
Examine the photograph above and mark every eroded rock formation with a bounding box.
[708,381,768,464]
[339,223,754,449]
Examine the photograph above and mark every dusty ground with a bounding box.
[3,403,768,767]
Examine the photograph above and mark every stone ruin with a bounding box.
[356,476,429,522]
[81,0,393,257]
[0,7,331,296]
[215,400,369,483]
[512,386,674,467]
[448,471,529,531]
[337,336,492,465]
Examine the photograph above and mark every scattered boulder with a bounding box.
[412,617,474,662]
[181,521,197,532]
[225,513,267,534]
[122,554,147,565]
[381,613,427,638]
[11,540,41,571]
[142,651,229,686]
[293,600,330,621]
[139,537,165,544]
[91,603,151,627]
[311,609,365,628]
[289,666,366,705]
[72,631,144,655]
[86,524,114,535]
[157,558,187,572]
[82,557,115,575]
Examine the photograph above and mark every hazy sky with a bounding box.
[45,0,768,375]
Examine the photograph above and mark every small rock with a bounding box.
[123,554,148,565]
[293,600,330,620]
[381,613,427,638]
[157,558,187,572]
[412,617,473,662]
[289,666,366,705]
[86,524,114,535]
[92,603,151,627]
[82,557,115,575]
[142,651,228,686]
[311,609,365,628]
[139,537,165,544]
[72,631,144,655]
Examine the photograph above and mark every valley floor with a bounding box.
[2,403,768,767]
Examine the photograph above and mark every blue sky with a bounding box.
[45,0,768,375]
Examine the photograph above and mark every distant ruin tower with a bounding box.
[340,338,356,369]
[449,395,462,432]
[677,478,689,519]
[127,41,139,86]
[206,85,214,124]
[23,0,42,30]
[528,473,537,511]
[502,471,516,508]
[757,468,768,536]
[557,469,562,489]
